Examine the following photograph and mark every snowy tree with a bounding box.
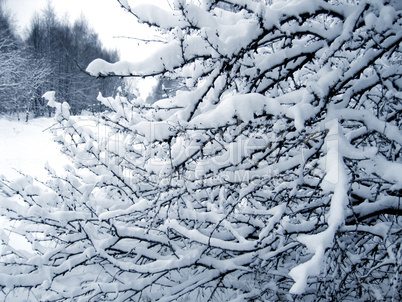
[0,0,401,301]
[25,5,120,115]
[147,76,189,104]
[0,5,24,114]
[0,5,51,119]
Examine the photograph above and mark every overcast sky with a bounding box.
[4,0,169,61]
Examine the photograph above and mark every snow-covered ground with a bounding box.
[0,116,71,251]
[0,116,70,181]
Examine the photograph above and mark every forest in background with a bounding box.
[0,2,120,119]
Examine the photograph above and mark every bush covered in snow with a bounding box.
[0,0,401,301]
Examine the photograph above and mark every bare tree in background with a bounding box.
[0,4,51,120]
[0,2,120,117]
[25,5,121,115]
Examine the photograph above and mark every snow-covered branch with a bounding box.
[0,0,401,300]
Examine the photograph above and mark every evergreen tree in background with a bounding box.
[0,0,401,301]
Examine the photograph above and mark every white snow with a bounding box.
[0,117,70,180]
[132,4,185,29]
[289,118,350,294]
[42,91,56,106]
[376,6,397,32]
[1,0,401,299]
[0,117,71,254]
[119,0,131,10]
